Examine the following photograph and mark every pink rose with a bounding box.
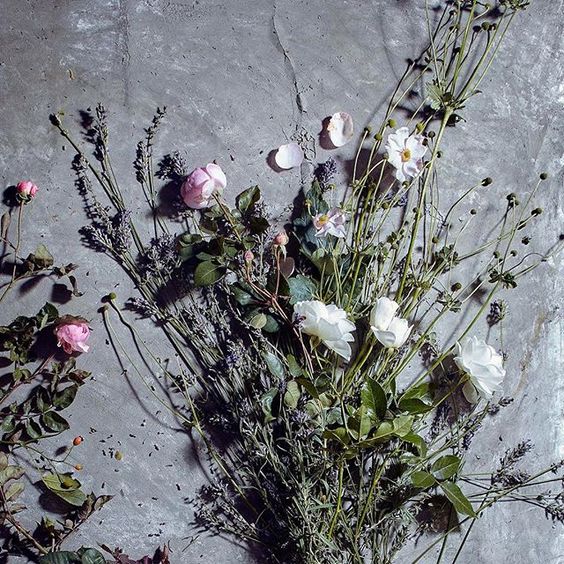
[16,180,39,199]
[181,163,226,209]
[54,317,91,354]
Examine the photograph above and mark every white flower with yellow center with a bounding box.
[385,127,427,183]
[313,208,347,238]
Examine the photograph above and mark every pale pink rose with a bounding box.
[273,230,289,246]
[181,163,227,209]
[16,180,39,199]
[54,318,91,354]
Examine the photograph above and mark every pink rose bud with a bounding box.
[16,180,39,200]
[54,317,91,355]
[274,231,289,246]
[181,163,227,209]
[244,250,254,263]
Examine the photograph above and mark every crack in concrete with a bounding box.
[271,0,306,125]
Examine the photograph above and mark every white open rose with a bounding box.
[294,300,355,361]
[454,336,506,403]
[370,297,412,348]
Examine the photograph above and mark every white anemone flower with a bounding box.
[454,336,506,403]
[370,297,412,348]
[385,126,427,182]
[294,300,355,361]
[313,208,347,238]
[275,142,304,169]
[327,112,354,147]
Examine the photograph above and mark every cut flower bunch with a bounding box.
[50,1,563,562]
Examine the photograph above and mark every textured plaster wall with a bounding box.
[0,0,563,562]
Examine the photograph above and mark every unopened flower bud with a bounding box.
[531,207,543,216]
[387,118,396,128]
[481,177,493,186]
[244,250,254,263]
[374,132,383,141]
[16,180,39,201]
[540,172,548,180]
[274,231,289,246]
[451,282,462,291]
[470,208,477,215]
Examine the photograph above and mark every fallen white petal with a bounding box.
[275,142,304,169]
[327,112,354,147]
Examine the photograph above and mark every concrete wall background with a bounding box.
[1,0,563,562]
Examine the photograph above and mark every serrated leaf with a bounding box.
[431,455,461,481]
[194,260,226,286]
[41,411,69,433]
[440,481,476,517]
[26,419,43,439]
[53,385,79,410]
[411,471,436,488]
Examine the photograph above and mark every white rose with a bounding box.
[294,300,355,361]
[454,336,506,403]
[370,297,412,348]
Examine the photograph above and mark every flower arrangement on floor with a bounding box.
[45,1,563,562]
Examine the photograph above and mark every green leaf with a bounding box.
[248,216,270,234]
[287,275,317,305]
[42,473,87,507]
[260,388,279,423]
[232,286,254,306]
[194,260,226,286]
[77,547,107,564]
[286,355,303,377]
[411,471,436,489]
[401,382,431,401]
[26,419,43,439]
[4,481,24,501]
[41,411,70,433]
[53,385,79,410]
[263,352,285,379]
[39,552,81,564]
[322,428,349,445]
[398,397,433,414]
[440,481,476,517]
[262,315,280,333]
[236,185,261,213]
[401,432,428,457]
[0,465,24,485]
[284,380,300,409]
[431,455,461,481]
[42,472,80,492]
[360,377,387,420]
[27,244,54,270]
[249,312,267,329]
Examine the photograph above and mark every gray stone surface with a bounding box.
[0,0,563,562]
